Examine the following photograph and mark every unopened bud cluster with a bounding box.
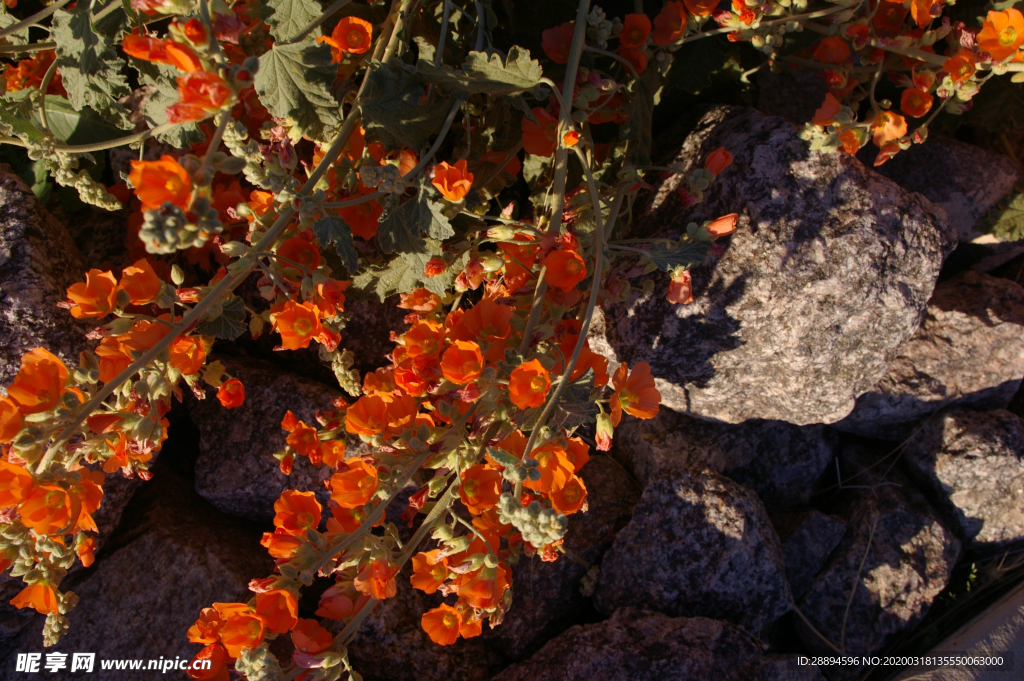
[496,493,567,547]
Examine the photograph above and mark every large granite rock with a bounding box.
[614,408,836,510]
[902,410,1024,549]
[592,106,955,425]
[187,356,370,521]
[1,466,272,678]
[837,272,1024,439]
[796,448,961,680]
[594,467,792,634]
[774,510,847,601]
[0,167,90,389]
[492,608,824,681]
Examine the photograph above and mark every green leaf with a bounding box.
[643,237,712,271]
[51,0,132,128]
[263,0,323,42]
[980,188,1024,242]
[0,12,30,45]
[0,104,45,144]
[38,96,125,144]
[377,189,454,254]
[197,296,248,340]
[255,39,340,143]
[361,60,452,150]
[313,215,360,273]
[621,68,657,168]
[352,241,458,300]
[417,46,544,96]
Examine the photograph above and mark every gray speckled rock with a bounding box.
[870,137,1019,245]
[187,356,370,521]
[591,106,955,425]
[482,454,640,661]
[613,407,836,510]
[1,467,271,677]
[837,272,1024,439]
[797,455,960,680]
[594,468,792,634]
[0,167,90,390]
[902,409,1024,548]
[774,510,847,601]
[492,608,817,681]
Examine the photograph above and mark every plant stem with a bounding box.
[37,60,59,132]
[0,41,56,54]
[0,0,73,39]
[1,122,180,153]
[281,0,354,44]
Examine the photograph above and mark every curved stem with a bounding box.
[0,0,73,39]
[0,41,56,54]
[37,59,59,132]
[584,45,638,82]
[1,122,181,153]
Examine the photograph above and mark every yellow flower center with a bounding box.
[347,29,366,47]
[430,565,446,580]
[35,389,53,406]
[293,318,313,336]
[45,490,64,509]
[164,176,184,196]
[529,375,547,392]
[563,484,581,503]
[628,29,643,43]
[441,613,458,628]
[1000,26,1018,47]
[297,511,314,528]
[565,259,583,274]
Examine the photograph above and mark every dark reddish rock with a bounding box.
[591,106,954,425]
[774,510,847,601]
[613,408,835,510]
[187,356,371,521]
[902,409,1024,549]
[491,608,821,681]
[837,272,1024,439]
[594,467,792,635]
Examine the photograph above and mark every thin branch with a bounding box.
[0,0,73,39]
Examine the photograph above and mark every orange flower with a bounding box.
[255,589,298,635]
[276,237,321,281]
[870,110,907,147]
[653,1,687,45]
[410,550,448,594]
[524,444,574,493]
[459,464,502,515]
[839,128,863,154]
[812,92,843,126]
[119,258,162,305]
[432,160,474,202]
[321,439,346,468]
[565,436,590,472]
[441,340,484,384]
[66,269,118,319]
[18,484,72,535]
[216,378,245,408]
[315,279,350,318]
[166,70,232,124]
[169,335,206,375]
[273,490,322,535]
[706,213,738,237]
[122,33,202,71]
[542,22,575,64]
[462,298,513,342]
[341,189,383,240]
[684,0,717,15]
[978,9,1024,61]
[217,606,265,658]
[943,50,976,84]
[318,16,373,63]
[813,36,850,64]
[522,107,558,157]
[551,475,588,514]
[704,147,732,175]
[125,318,172,353]
[354,558,397,599]
[453,563,510,608]
[667,269,694,304]
[7,348,68,414]
[189,606,227,644]
[0,399,24,443]
[186,644,228,681]
[543,249,587,291]
[901,88,933,117]
[76,534,97,568]
[286,420,319,458]
[404,319,445,357]
[620,13,651,48]
[330,458,378,508]
[345,394,388,436]
[70,471,104,534]
[260,529,303,560]
[328,503,371,534]
[292,618,333,654]
[399,289,441,312]
[421,604,462,646]
[128,155,192,211]
[0,460,32,507]
[10,583,58,614]
[618,46,648,74]
[610,361,661,426]
[509,359,550,410]
[271,301,324,351]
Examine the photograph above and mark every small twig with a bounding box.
[841,516,878,652]
[0,0,73,39]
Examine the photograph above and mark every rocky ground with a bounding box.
[1,95,1023,681]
